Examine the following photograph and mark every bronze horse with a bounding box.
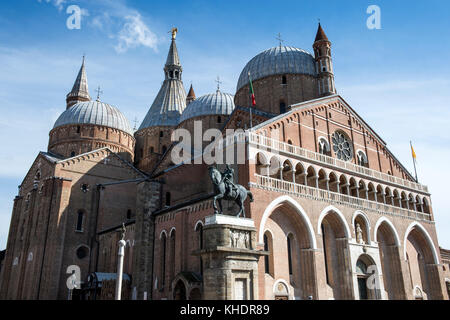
[209,166,254,218]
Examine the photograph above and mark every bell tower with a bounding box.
[313,23,336,97]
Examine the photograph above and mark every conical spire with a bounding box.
[186,84,196,105]
[66,56,91,109]
[315,23,329,42]
[138,29,187,130]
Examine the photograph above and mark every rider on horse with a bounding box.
[222,165,238,198]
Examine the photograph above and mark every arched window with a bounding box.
[160,233,167,288]
[126,209,132,220]
[170,231,176,284]
[287,235,293,275]
[76,210,84,232]
[264,234,270,274]
[263,231,274,276]
[357,150,368,167]
[282,75,287,85]
[195,223,204,275]
[318,137,330,156]
[165,192,171,207]
[280,101,286,114]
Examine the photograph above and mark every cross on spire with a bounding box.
[276,33,284,47]
[215,76,222,91]
[133,117,139,131]
[95,86,103,101]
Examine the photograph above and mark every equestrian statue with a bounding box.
[209,165,254,218]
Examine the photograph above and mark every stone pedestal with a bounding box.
[196,215,267,300]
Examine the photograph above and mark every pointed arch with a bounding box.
[317,205,351,239]
[258,195,316,249]
[373,217,400,246]
[403,222,439,264]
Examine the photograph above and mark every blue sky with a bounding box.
[0,0,449,249]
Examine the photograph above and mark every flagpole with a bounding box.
[248,72,253,129]
[410,141,418,183]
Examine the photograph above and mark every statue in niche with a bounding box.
[356,223,365,244]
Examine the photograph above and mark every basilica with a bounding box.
[0,24,449,300]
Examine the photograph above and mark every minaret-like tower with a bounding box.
[135,28,187,172]
[66,56,91,109]
[186,84,196,105]
[313,23,336,97]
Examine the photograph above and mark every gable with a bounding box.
[18,152,59,197]
[252,94,415,182]
[55,147,147,182]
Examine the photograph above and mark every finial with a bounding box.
[95,86,103,101]
[276,33,284,47]
[215,76,222,92]
[170,27,178,40]
[82,54,86,65]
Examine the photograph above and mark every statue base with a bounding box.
[195,214,268,300]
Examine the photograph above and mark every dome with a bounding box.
[236,46,316,92]
[53,100,133,135]
[180,90,235,123]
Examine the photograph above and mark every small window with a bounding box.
[162,146,167,154]
[160,131,164,138]
[357,151,368,167]
[149,147,154,154]
[81,184,89,193]
[76,246,88,259]
[318,138,330,156]
[126,210,132,220]
[282,76,287,85]
[165,192,171,207]
[76,126,81,134]
[264,234,270,274]
[70,151,76,157]
[76,211,84,232]
[280,101,286,114]
[217,116,222,123]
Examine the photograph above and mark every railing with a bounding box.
[248,132,429,194]
[252,174,433,223]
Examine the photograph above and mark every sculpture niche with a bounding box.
[209,165,254,218]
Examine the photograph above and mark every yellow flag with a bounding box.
[411,144,417,160]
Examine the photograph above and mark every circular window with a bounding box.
[76,246,89,260]
[332,131,353,161]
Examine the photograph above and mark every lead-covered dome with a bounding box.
[180,90,235,123]
[236,46,316,92]
[53,100,133,135]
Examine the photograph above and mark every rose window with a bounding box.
[332,132,353,161]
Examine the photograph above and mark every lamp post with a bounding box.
[115,223,127,300]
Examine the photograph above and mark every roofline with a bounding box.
[250,94,416,181]
[57,147,149,179]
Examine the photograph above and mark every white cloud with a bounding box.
[115,14,158,53]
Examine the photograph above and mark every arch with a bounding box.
[373,217,400,246]
[329,171,339,193]
[273,279,290,299]
[173,279,187,300]
[194,220,204,231]
[169,227,176,237]
[258,196,317,249]
[403,222,439,264]
[352,210,371,244]
[160,229,168,240]
[317,205,351,239]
